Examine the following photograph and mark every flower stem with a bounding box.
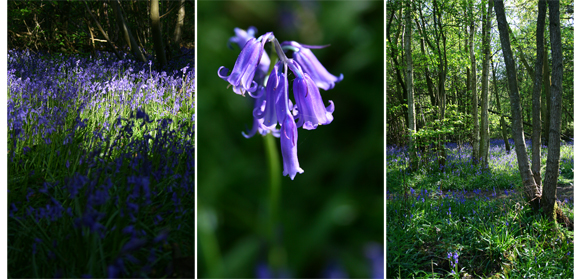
[263,133,283,269]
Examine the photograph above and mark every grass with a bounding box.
[387,139,574,278]
[8,49,195,278]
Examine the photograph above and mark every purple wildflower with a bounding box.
[282,41,343,90]
[289,60,334,130]
[218,32,274,95]
[280,110,304,180]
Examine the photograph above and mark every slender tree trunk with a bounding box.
[387,5,409,128]
[405,0,417,171]
[84,1,123,59]
[111,0,146,62]
[494,0,540,210]
[479,0,493,169]
[418,33,436,107]
[150,0,167,67]
[465,21,470,144]
[543,0,572,229]
[543,37,551,146]
[434,0,447,168]
[531,0,547,187]
[469,2,479,164]
[492,62,511,153]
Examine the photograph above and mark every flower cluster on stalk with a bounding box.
[447,251,459,274]
[218,26,342,180]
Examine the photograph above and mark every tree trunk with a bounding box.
[387,4,409,129]
[531,0,547,187]
[150,0,167,67]
[543,0,572,229]
[173,0,185,46]
[543,37,551,146]
[492,61,511,153]
[494,0,540,210]
[418,33,437,107]
[469,2,479,164]
[479,0,493,169]
[434,0,447,168]
[405,0,418,171]
[111,0,146,62]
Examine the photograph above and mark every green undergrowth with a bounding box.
[387,142,574,278]
[387,142,574,193]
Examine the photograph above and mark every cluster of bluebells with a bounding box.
[8,48,195,151]
[218,26,343,180]
[8,49,194,278]
[9,110,194,278]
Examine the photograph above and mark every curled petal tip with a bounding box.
[217,66,230,79]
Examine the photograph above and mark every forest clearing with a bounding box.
[387,0,573,277]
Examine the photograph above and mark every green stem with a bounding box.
[263,133,283,269]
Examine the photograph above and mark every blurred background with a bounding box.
[197,1,383,278]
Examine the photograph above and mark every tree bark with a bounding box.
[543,37,551,146]
[494,0,540,210]
[405,0,418,171]
[150,0,167,67]
[469,0,479,164]
[479,0,493,169]
[173,0,185,45]
[543,0,572,229]
[531,0,547,187]
[111,0,146,62]
[434,0,447,168]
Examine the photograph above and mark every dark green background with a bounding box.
[197,1,383,277]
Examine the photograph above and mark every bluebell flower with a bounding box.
[224,27,279,138]
[228,26,258,50]
[289,59,334,130]
[255,61,286,128]
[218,32,274,95]
[280,110,304,180]
[121,237,147,253]
[243,86,280,138]
[282,41,343,90]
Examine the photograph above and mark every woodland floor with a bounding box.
[448,183,572,202]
